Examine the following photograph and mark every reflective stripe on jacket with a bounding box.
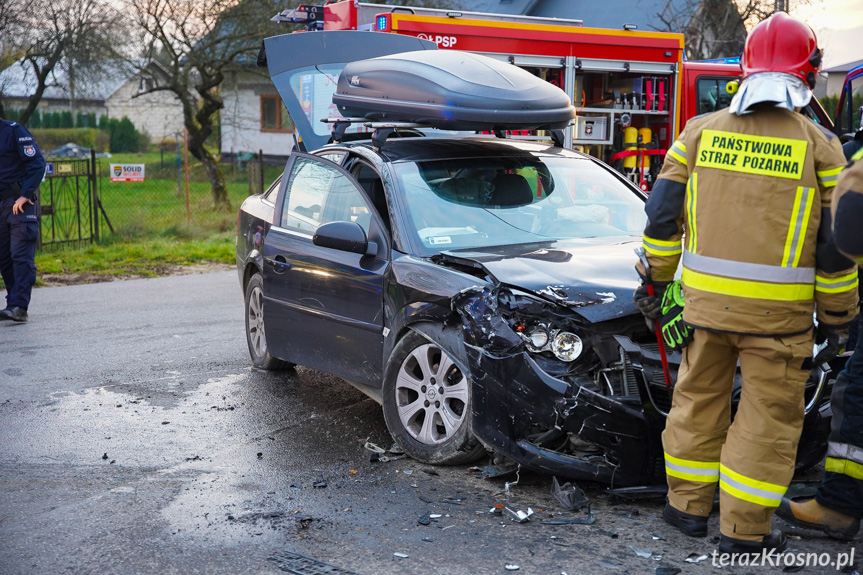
[640,106,858,335]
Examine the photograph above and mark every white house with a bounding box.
[220,66,296,160]
[0,58,184,143]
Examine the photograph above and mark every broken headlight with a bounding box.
[515,321,583,362]
[497,288,586,363]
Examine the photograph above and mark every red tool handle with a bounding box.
[644,283,673,387]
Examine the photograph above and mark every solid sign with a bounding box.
[56,164,73,174]
[110,164,145,182]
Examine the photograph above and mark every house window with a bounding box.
[261,95,293,132]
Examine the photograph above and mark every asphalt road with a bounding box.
[0,271,859,575]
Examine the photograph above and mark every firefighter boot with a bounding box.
[776,498,861,540]
[663,503,708,537]
[718,529,787,557]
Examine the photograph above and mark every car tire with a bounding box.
[382,330,485,465]
[245,272,293,370]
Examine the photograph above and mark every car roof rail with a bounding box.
[321,118,567,149]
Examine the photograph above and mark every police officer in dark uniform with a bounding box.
[0,117,46,322]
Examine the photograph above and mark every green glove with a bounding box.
[659,280,693,351]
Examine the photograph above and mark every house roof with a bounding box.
[454,0,696,31]
[824,58,863,75]
[0,58,135,103]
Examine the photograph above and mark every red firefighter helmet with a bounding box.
[742,12,822,88]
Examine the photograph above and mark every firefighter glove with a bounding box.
[659,280,693,351]
[633,280,668,320]
[813,324,850,366]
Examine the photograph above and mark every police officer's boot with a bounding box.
[0,306,27,322]
[776,498,861,540]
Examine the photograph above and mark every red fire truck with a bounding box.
[275,2,832,189]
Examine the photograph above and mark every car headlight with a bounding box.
[552,332,583,362]
[515,321,583,362]
[527,326,550,350]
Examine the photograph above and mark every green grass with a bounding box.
[0,152,279,289]
[33,233,235,282]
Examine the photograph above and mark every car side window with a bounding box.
[263,174,282,203]
[281,156,372,235]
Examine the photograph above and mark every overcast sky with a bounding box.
[793,0,863,68]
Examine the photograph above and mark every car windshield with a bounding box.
[393,154,647,255]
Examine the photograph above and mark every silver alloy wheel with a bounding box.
[248,284,267,358]
[395,342,469,445]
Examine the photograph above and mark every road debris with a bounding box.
[655,568,681,575]
[540,514,595,525]
[631,546,653,559]
[505,565,520,571]
[402,470,413,476]
[313,481,327,489]
[489,504,504,516]
[295,514,313,529]
[685,553,708,563]
[393,552,408,558]
[505,507,534,523]
[440,498,465,505]
[422,469,440,476]
[418,513,431,526]
[364,441,386,454]
[483,463,519,479]
[552,476,590,511]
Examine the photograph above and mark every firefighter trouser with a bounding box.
[816,319,863,519]
[662,328,812,540]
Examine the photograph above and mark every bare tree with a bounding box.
[0,0,127,124]
[129,0,282,211]
[653,0,818,60]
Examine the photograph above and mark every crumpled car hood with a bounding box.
[440,237,642,322]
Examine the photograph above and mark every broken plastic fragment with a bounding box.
[540,514,595,525]
[552,476,589,511]
[313,481,327,489]
[684,553,708,563]
[483,464,519,479]
[505,566,520,571]
[418,513,431,526]
[630,546,653,559]
[504,507,534,523]
[364,441,386,454]
[393,552,408,558]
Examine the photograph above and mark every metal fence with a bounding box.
[37,150,282,248]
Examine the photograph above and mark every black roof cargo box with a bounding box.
[333,50,575,131]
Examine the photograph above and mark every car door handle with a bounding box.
[265,256,291,274]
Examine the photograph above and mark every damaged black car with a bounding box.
[236,31,835,487]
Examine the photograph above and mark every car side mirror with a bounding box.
[313,221,377,257]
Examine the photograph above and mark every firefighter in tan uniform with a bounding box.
[633,13,859,555]
[775,146,863,539]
